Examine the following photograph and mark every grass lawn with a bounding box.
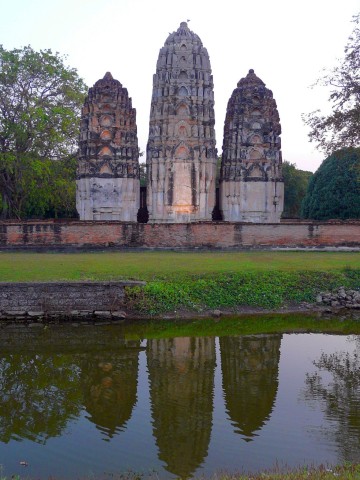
[1,251,359,314]
[0,250,359,282]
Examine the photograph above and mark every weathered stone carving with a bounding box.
[220,69,284,222]
[76,72,140,221]
[146,22,217,223]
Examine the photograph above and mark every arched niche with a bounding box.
[102,104,112,113]
[251,109,261,116]
[99,146,112,157]
[179,71,188,81]
[100,130,112,141]
[252,121,261,130]
[250,134,262,144]
[175,121,190,138]
[179,126,187,137]
[175,146,188,159]
[100,115,112,127]
[248,164,264,178]
[179,86,188,96]
[99,163,113,175]
[177,103,189,116]
[249,148,262,160]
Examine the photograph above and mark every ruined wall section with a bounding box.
[77,72,140,221]
[220,70,284,223]
[146,22,217,223]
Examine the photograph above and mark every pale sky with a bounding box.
[1,0,358,172]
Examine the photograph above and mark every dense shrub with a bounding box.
[126,269,360,315]
[301,148,360,220]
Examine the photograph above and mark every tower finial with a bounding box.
[103,71,113,81]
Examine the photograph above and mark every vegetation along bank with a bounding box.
[1,251,359,318]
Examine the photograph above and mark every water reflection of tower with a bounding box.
[147,337,216,478]
[220,335,282,441]
[81,342,140,439]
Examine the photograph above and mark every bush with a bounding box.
[301,148,360,220]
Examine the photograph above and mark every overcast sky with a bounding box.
[1,0,358,172]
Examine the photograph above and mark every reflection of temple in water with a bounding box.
[81,342,140,439]
[220,335,282,441]
[147,337,216,478]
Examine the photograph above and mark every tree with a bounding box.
[0,45,87,218]
[303,13,360,154]
[139,162,147,187]
[301,147,360,220]
[22,156,78,218]
[281,161,313,218]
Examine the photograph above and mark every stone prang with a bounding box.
[76,72,140,221]
[146,22,217,223]
[220,69,284,222]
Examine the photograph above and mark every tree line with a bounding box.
[0,13,359,220]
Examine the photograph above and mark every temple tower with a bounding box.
[220,69,284,223]
[76,72,140,221]
[146,22,217,223]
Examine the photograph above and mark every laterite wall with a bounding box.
[0,220,359,248]
[0,281,143,319]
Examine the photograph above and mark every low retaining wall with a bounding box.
[0,281,144,321]
[0,220,359,248]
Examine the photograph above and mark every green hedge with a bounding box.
[126,269,360,315]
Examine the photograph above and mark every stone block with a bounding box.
[111,311,127,318]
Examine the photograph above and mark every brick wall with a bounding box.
[0,220,359,249]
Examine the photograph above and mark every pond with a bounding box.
[0,321,360,478]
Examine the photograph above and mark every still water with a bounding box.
[0,324,359,478]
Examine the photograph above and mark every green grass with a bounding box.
[126,269,360,314]
[1,251,360,315]
[206,463,360,479]
[0,251,359,282]
[200,463,360,479]
[3,463,359,480]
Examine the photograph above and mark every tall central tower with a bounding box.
[146,22,217,223]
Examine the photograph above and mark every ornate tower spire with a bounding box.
[146,23,217,223]
[220,70,284,222]
[76,73,140,221]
